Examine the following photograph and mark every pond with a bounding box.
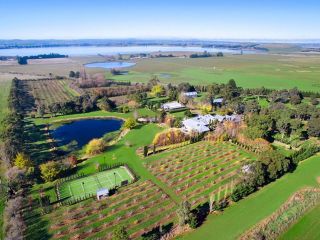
[51,118,123,148]
[84,61,136,69]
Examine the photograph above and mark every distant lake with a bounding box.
[51,118,123,148]
[85,61,136,69]
[0,45,258,56]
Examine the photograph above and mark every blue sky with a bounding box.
[1,0,320,39]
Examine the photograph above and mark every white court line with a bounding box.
[106,174,114,187]
[116,172,125,181]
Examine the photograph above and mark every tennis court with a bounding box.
[57,167,134,200]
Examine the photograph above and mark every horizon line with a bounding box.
[1,38,320,44]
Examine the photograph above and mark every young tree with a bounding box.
[168,88,178,101]
[14,152,32,169]
[184,109,193,118]
[85,139,105,155]
[123,118,136,129]
[37,104,46,118]
[143,146,148,157]
[176,200,192,226]
[68,155,78,167]
[112,225,130,240]
[311,97,319,106]
[69,71,75,78]
[151,85,165,97]
[39,161,61,182]
[75,71,80,78]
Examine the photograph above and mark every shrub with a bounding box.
[85,139,105,155]
[112,225,129,240]
[188,213,199,229]
[143,146,148,157]
[200,104,212,114]
[291,144,320,164]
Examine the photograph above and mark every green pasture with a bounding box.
[58,167,133,200]
[279,203,320,240]
[110,54,320,92]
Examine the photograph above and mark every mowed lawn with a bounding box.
[33,108,156,125]
[58,167,133,200]
[180,155,320,240]
[279,203,320,240]
[111,54,320,92]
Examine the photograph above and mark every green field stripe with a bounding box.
[94,174,103,188]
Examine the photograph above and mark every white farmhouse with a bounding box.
[182,114,216,134]
[182,114,242,134]
[162,101,185,111]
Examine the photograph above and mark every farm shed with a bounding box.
[97,188,109,200]
[182,91,198,98]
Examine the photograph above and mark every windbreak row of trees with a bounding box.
[40,94,116,117]
[0,78,29,239]
[0,78,26,165]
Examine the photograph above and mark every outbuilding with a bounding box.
[182,91,198,98]
[96,188,109,200]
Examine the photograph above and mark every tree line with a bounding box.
[17,53,68,65]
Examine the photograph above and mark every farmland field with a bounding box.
[57,167,134,201]
[25,78,79,107]
[1,54,320,92]
[110,54,320,92]
[0,56,105,77]
[145,141,256,207]
[26,180,177,239]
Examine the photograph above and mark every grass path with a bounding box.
[0,77,11,239]
[180,155,320,240]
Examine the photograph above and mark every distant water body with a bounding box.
[85,61,136,69]
[0,45,258,56]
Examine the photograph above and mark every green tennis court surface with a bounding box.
[58,167,133,200]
